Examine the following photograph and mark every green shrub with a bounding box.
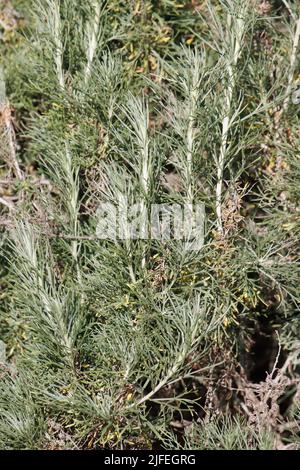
[1,0,300,450]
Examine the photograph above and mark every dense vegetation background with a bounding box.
[1,0,300,450]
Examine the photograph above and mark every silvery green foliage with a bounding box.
[1,0,300,450]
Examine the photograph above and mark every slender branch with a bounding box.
[0,66,24,181]
[84,1,102,84]
[48,2,83,275]
[283,15,300,112]
[46,233,100,241]
[140,104,149,270]
[1,105,24,181]
[134,345,188,407]
[186,67,199,204]
[52,0,65,89]
[282,0,295,20]
[0,196,15,210]
[273,8,300,147]
[216,11,245,235]
[130,308,202,407]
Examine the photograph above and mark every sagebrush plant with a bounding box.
[1,0,300,450]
